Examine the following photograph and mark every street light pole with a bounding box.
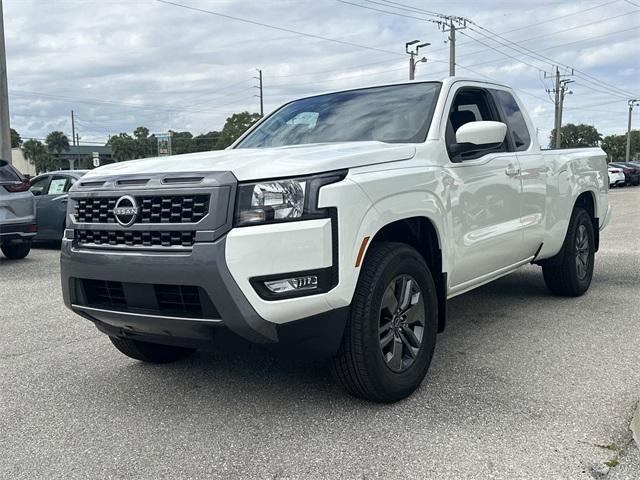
[406,40,429,81]
[626,99,639,162]
[0,0,11,163]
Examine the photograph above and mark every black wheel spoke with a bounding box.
[388,336,404,371]
[397,277,413,311]
[399,332,417,359]
[380,331,394,349]
[401,325,422,348]
[381,285,398,315]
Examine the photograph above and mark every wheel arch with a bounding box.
[574,189,599,252]
[366,216,448,333]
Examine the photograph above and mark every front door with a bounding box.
[444,86,525,288]
[37,175,70,239]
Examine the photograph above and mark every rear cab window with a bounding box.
[492,89,531,151]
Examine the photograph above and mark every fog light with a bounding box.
[264,275,318,294]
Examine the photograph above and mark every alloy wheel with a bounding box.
[378,275,426,373]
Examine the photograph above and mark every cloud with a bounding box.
[3,0,639,143]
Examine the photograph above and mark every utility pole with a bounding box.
[627,99,639,162]
[254,69,264,117]
[0,0,11,163]
[557,79,573,148]
[76,132,80,146]
[545,66,574,148]
[449,23,456,76]
[405,40,429,81]
[436,17,467,77]
[71,110,76,146]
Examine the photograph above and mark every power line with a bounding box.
[9,88,255,115]
[266,58,401,78]
[336,0,436,22]
[155,0,403,57]
[341,0,640,99]
[463,20,640,98]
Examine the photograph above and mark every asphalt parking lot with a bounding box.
[1,188,639,480]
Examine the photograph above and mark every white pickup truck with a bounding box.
[61,77,610,402]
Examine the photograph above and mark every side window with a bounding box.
[47,176,68,195]
[65,176,77,192]
[446,87,506,160]
[493,90,531,151]
[29,176,49,196]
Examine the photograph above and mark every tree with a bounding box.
[169,131,194,155]
[22,139,52,174]
[107,133,137,162]
[10,128,22,148]
[45,131,70,154]
[549,123,602,149]
[602,130,640,162]
[192,131,221,152]
[133,126,156,158]
[133,126,149,140]
[216,112,261,149]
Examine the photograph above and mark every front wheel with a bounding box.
[331,242,438,403]
[542,207,595,296]
[109,336,196,363]
[1,241,32,260]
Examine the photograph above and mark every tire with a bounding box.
[331,242,438,403]
[109,336,196,363]
[1,241,32,260]
[542,207,595,297]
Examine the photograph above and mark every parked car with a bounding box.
[30,170,88,241]
[60,77,610,402]
[608,166,626,187]
[0,159,36,259]
[608,162,640,186]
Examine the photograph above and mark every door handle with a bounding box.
[505,164,520,177]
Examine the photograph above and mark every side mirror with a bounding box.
[450,121,508,161]
[456,121,507,145]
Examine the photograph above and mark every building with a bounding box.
[11,147,36,176]
[50,145,113,170]
[11,144,113,175]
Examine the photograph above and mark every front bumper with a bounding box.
[61,233,347,351]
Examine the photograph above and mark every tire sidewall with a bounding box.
[568,209,595,292]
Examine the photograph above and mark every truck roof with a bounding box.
[288,76,512,102]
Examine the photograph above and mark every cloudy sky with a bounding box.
[4,0,640,147]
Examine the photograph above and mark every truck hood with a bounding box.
[85,142,416,181]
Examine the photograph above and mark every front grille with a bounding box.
[75,195,210,224]
[83,279,126,309]
[76,229,196,247]
[155,285,202,315]
[80,279,219,319]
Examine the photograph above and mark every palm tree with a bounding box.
[22,139,51,174]
[45,131,70,154]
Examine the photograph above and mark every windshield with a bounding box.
[236,82,441,148]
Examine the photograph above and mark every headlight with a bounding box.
[234,171,346,227]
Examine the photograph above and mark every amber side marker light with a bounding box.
[355,236,371,267]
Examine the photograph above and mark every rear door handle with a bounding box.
[505,164,520,177]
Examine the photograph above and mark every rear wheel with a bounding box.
[109,336,196,363]
[1,241,32,260]
[542,207,595,296]
[331,242,438,403]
